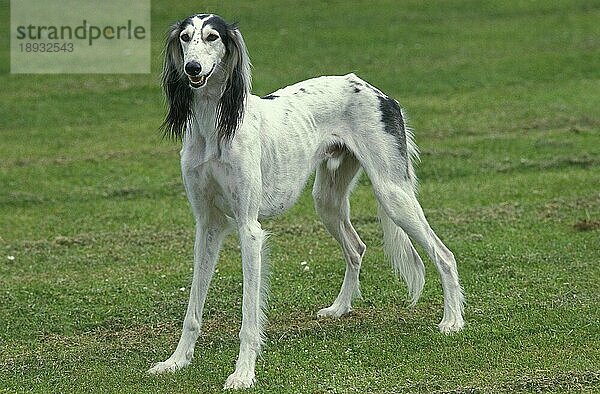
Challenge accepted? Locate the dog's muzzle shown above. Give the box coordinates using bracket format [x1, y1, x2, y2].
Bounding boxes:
[185, 62, 215, 89]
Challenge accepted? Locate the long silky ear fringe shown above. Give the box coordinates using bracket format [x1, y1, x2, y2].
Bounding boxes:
[216, 24, 252, 143]
[161, 21, 193, 140]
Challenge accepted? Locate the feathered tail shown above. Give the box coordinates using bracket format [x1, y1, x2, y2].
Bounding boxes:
[378, 203, 425, 306]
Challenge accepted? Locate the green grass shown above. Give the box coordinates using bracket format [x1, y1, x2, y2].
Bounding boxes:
[1, 0, 599, 392]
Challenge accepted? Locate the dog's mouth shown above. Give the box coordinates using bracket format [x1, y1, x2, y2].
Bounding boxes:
[187, 65, 215, 89]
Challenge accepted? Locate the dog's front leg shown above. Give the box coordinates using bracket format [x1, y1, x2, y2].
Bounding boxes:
[224, 219, 267, 389]
[149, 213, 229, 374]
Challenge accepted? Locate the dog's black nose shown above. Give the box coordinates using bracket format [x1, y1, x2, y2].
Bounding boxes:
[185, 61, 202, 76]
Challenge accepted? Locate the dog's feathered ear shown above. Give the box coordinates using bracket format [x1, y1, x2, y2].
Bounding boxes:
[161, 21, 193, 140]
[216, 23, 252, 143]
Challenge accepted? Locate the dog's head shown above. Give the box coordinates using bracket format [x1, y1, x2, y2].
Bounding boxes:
[161, 14, 251, 142]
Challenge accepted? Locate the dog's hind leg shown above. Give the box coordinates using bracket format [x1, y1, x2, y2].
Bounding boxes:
[313, 150, 365, 318]
[369, 175, 465, 333]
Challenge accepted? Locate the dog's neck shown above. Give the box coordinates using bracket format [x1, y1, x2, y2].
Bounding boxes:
[182, 86, 223, 160]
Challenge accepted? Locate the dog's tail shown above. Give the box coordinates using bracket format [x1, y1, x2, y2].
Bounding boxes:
[378, 203, 425, 306]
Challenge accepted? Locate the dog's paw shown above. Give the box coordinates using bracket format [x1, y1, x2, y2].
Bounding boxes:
[224, 371, 256, 390]
[438, 316, 464, 334]
[317, 304, 352, 318]
[147, 358, 190, 374]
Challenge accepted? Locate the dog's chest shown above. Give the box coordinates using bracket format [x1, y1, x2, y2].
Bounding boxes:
[180, 158, 236, 218]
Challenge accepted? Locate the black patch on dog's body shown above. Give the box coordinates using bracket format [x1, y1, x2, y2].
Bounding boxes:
[261, 94, 279, 100]
[378, 95, 408, 166]
[347, 77, 365, 93]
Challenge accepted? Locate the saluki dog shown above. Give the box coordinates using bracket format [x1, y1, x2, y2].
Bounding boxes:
[148, 14, 465, 389]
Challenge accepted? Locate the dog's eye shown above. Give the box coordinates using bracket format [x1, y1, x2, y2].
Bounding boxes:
[180, 33, 191, 42]
[206, 33, 219, 42]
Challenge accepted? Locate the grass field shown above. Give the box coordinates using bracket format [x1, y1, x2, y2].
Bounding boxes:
[1, 0, 599, 392]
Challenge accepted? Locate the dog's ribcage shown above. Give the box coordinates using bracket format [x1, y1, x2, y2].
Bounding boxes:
[183, 73, 411, 219]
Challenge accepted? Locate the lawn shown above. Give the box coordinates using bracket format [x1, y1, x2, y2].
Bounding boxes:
[1, 0, 599, 392]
